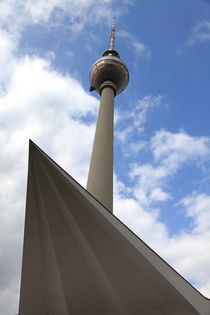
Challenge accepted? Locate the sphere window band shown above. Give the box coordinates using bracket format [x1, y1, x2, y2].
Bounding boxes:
[90, 57, 129, 95]
[92, 63, 128, 92]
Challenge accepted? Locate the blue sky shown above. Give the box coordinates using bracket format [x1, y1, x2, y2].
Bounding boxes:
[0, 0, 210, 313]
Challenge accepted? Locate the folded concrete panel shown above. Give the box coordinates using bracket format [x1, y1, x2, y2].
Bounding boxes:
[19, 140, 210, 314]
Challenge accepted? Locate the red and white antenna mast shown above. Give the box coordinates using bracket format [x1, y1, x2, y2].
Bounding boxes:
[109, 17, 115, 50]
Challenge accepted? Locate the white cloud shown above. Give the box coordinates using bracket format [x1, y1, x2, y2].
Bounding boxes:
[129, 141, 146, 154]
[0, 54, 98, 180]
[133, 95, 162, 131]
[114, 194, 168, 245]
[0, 0, 133, 38]
[118, 30, 151, 59]
[151, 129, 210, 162]
[132, 41, 151, 59]
[188, 20, 210, 46]
[66, 50, 75, 58]
[179, 192, 210, 233]
[129, 130, 210, 205]
[130, 163, 172, 205]
[0, 29, 17, 84]
[178, 19, 210, 53]
[116, 125, 133, 142]
[115, 95, 162, 144]
[149, 187, 170, 202]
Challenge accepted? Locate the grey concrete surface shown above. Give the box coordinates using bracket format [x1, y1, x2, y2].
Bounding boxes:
[19, 141, 210, 315]
[86, 82, 115, 212]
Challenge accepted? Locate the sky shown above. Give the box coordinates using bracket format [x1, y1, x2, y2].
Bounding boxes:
[0, 0, 210, 313]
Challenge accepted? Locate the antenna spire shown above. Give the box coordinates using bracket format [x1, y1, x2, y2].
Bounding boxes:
[110, 17, 115, 50]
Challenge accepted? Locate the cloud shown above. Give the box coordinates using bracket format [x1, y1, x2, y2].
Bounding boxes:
[0, 29, 17, 84]
[0, 54, 98, 180]
[66, 50, 75, 58]
[115, 95, 162, 144]
[188, 20, 210, 46]
[133, 95, 162, 131]
[151, 129, 210, 162]
[129, 141, 146, 154]
[115, 125, 133, 142]
[130, 163, 172, 205]
[118, 30, 151, 59]
[129, 129, 210, 205]
[177, 19, 210, 53]
[178, 192, 210, 233]
[0, 0, 133, 39]
[132, 41, 150, 58]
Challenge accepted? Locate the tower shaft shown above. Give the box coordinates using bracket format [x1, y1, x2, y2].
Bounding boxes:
[87, 18, 128, 212]
[86, 82, 116, 212]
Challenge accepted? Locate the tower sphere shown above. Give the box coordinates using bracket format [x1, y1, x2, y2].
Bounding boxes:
[89, 49, 129, 95]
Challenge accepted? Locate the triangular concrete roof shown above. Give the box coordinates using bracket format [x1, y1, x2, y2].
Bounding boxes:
[19, 140, 210, 314]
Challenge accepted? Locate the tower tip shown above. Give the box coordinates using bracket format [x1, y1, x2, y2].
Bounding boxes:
[109, 17, 116, 50]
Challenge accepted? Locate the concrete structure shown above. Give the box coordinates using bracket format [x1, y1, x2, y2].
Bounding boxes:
[19, 140, 210, 314]
[86, 18, 129, 212]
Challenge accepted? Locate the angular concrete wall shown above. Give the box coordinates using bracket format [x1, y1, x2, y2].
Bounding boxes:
[19, 141, 210, 315]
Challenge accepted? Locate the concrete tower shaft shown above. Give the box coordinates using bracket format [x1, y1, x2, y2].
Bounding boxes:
[86, 82, 115, 211]
[87, 19, 129, 212]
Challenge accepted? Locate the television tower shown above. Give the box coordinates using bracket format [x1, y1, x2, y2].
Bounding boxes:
[86, 18, 129, 212]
